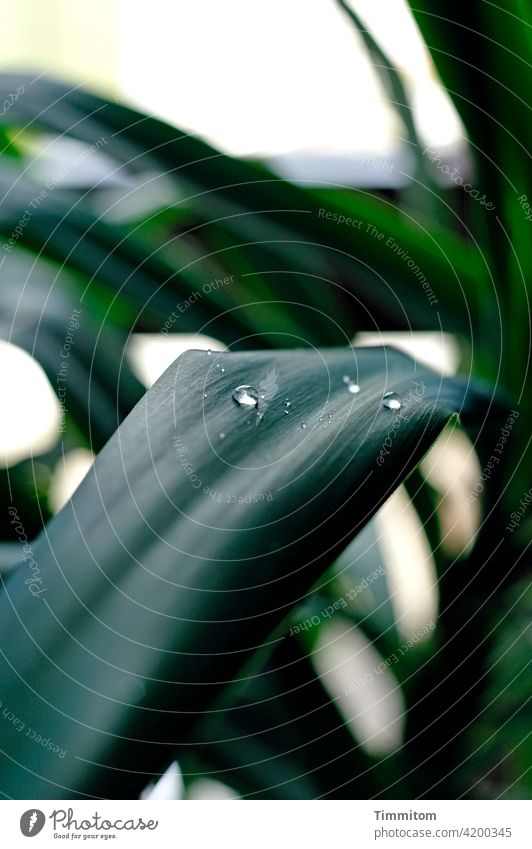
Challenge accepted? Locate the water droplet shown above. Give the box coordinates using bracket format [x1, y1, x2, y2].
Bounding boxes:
[346, 381, 360, 395]
[221, 368, 225, 373]
[342, 375, 351, 384]
[301, 422, 307, 429]
[219, 432, 225, 439]
[284, 401, 291, 407]
[328, 412, 333, 418]
[216, 363, 220, 368]
[207, 349, 212, 355]
[232, 385, 259, 408]
[382, 391, 403, 411]
[319, 417, 323, 423]
[204, 393, 208, 398]
[284, 409, 289, 415]
[323, 424, 328, 429]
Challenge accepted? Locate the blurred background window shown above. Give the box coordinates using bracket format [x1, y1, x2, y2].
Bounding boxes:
[2, 0, 465, 184]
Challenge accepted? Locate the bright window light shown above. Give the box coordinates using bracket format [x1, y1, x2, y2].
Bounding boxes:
[117, 0, 463, 160]
[127, 333, 227, 388]
[313, 618, 406, 755]
[48, 448, 95, 513]
[0, 340, 60, 467]
[187, 778, 239, 800]
[420, 425, 482, 557]
[140, 761, 184, 800]
[355, 331, 460, 376]
[376, 485, 439, 637]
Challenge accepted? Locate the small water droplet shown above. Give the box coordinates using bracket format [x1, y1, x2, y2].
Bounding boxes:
[328, 412, 333, 418]
[284, 401, 291, 407]
[319, 417, 323, 423]
[346, 381, 360, 395]
[207, 349, 212, 355]
[284, 409, 289, 415]
[216, 363, 220, 368]
[301, 422, 307, 429]
[382, 391, 403, 411]
[342, 375, 351, 384]
[232, 385, 259, 408]
[221, 368, 225, 373]
[219, 432, 225, 439]
[323, 424, 328, 429]
[204, 393, 208, 398]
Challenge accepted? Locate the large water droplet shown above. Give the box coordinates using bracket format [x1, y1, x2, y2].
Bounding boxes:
[232, 385, 259, 408]
[346, 381, 360, 395]
[382, 391, 403, 411]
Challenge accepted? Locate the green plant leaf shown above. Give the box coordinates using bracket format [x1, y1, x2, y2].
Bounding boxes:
[334, 0, 448, 225]
[0, 344, 494, 799]
[0, 74, 488, 337]
[0, 249, 144, 449]
[185, 636, 388, 799]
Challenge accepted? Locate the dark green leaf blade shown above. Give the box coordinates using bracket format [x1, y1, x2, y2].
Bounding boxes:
[0, 345, 490, 798]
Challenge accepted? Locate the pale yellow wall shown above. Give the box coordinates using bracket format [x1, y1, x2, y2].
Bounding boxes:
[0, 0, 120, 95]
